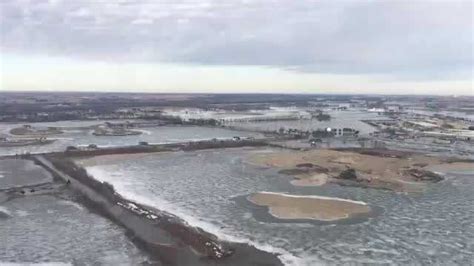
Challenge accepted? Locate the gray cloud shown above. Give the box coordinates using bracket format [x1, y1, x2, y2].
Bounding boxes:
[1, 0, 472, 78]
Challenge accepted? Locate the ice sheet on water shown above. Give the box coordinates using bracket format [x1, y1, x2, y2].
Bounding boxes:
[85, 165, 305, 265]
[83, 148, 474, 265]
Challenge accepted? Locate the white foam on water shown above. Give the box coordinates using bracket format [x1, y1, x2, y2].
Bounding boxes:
[136, 129, 152, 135]
[0, 206, 12, 216]
[257, 191, 368, 205]
[49, 137, 74, 140]
[15, 210, 29, 217]
[85, 166, 305, 266]
[58, 200, 85, 211]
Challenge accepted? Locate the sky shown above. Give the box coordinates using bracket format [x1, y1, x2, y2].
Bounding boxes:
[0, 0, 473, 95]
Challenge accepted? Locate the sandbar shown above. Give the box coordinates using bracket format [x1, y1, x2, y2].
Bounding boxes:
[248, 149, 470, 191]
[248, 192, 371, 221]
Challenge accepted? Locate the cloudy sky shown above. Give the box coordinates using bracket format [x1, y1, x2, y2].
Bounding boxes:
[0, 0, 472, 95]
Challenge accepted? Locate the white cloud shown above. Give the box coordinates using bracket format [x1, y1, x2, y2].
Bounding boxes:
[131, 17, 153, 25]
[0, 0, 472, 81]
[69, 7, 91, 17]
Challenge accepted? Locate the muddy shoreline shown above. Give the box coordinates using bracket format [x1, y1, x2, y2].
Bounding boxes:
[248, 147, 473, 192]
[7, 142, 471, 265]
[32, 155, 283, 266]
[248, 192, 371, 221]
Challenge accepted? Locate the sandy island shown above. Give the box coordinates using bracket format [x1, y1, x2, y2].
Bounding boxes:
[248, 192, 371, 221]
[10, 125, 63, 136]
[248, 149, 473, 191]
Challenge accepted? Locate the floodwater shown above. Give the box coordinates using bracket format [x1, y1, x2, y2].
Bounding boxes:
[0, 159, 53, 189]
[226, 110, 386, 135]
[381, 137, 474, 160]
[0, 195, 151, 265]
[85, 148, 474, 265]
[0, 120, 261, 156]
[406, 109, 474, 121]
[0, 158, 151, 264]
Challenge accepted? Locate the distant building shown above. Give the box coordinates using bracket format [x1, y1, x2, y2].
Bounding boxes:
[368, 108, 385, 113]
[338, 103, 351, 109]
[328, 127, 359, 137]
[385, 105, 402, 113]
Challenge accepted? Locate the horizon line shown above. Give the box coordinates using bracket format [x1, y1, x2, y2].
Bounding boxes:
[0, 90, 472, 97]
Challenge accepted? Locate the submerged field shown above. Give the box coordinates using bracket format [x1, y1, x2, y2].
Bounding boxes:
[0, 195, 151, 264]
[0, 158, 151, 264]
[227, 110, 384, 135]
[0, 121, 261, 156]
[78, 147, 474, 265]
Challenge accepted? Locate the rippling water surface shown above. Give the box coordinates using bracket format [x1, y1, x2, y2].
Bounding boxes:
[0, 195, 150, 264]
[0, 156, 152, 264]
[86, 148, 474, 265]
[227, 110, 385, 136]
[0, 121, 260, 156]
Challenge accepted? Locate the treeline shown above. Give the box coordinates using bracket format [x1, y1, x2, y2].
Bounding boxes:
[311, 112, 331, 121]
[276, 127, 333, 139]
[63, 139, 268, 158]
[140, 114, 221, 126]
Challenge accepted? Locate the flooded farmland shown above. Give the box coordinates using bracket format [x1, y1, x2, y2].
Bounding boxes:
[0, 158, 152, 264]
[0, 121, 261, 156]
